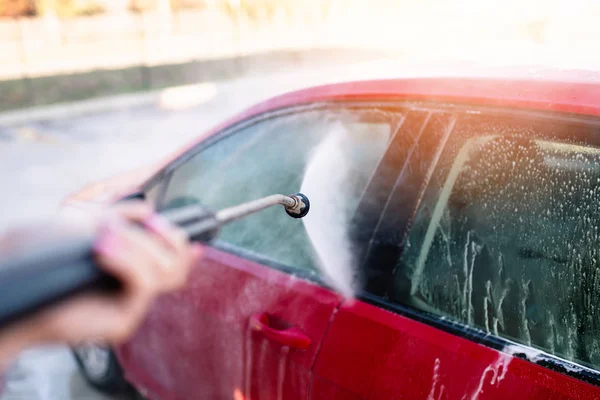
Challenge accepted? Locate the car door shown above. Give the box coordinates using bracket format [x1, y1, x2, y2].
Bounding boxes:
[313, 105, 600, 399]
[115, 104, 404, 400]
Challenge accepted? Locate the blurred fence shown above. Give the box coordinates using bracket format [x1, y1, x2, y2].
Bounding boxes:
[2, 0, 600, 110]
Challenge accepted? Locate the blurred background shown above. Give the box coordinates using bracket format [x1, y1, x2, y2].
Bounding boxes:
[1, 0, 600, 399]
[2, 0, 600, 111]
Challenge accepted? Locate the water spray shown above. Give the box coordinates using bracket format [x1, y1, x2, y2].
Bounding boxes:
[0, 193, 310, 327]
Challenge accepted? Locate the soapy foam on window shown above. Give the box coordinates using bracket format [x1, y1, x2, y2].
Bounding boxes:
[408, 134, 600, 373]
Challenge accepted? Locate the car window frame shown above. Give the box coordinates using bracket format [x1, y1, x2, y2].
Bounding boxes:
[139, 101, 408, 285]
[357, 103, 600, 387]
[139, 102, 400, 205]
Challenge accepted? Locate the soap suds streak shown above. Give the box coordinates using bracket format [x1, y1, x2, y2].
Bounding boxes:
[427, 358, 445, 400]
[466, 352, 512, 400]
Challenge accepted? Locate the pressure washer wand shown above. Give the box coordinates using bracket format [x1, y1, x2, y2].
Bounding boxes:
[0, 193, 310, 327]
[163, 193, 310, 242]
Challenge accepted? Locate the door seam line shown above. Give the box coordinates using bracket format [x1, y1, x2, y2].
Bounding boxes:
[307, 298, 344, 400]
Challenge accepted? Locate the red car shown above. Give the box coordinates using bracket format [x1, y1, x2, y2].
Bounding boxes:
[70, 76, 600, 399]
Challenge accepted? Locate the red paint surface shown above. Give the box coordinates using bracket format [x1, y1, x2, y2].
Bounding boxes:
[66, 76, 600, 399]
[116, 246, 341, 400]
[314, 300, 600, 399]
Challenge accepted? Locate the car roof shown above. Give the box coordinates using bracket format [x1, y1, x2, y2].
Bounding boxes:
[247, 75, 600, 120]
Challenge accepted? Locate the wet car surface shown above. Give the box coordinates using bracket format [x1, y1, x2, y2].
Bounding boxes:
[66, 76, 600, 399]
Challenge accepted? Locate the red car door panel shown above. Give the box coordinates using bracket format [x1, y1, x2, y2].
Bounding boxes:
[314, 299, 600, 399]
[117, 246, 342, 400]
[312, 300, 401, 398]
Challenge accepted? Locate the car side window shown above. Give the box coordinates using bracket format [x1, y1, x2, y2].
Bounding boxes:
[161, 108, 395, 278]
[393, 132, 600, 371]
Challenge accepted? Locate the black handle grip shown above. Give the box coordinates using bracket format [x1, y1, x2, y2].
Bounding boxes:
[0, 234, 120, 327]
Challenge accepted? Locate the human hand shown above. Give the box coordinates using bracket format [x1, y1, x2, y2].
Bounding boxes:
[0, 202, 195, 366]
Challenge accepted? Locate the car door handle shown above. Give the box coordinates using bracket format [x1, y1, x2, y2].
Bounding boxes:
[250, 313, 311, 350]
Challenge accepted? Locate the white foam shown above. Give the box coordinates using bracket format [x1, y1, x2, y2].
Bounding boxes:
[468, 352, 512, 400]
[503, 344, 586, 374]
[427, 358, 445, 400]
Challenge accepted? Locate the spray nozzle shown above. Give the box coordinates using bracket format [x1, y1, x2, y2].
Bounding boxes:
[214, 192, 310, 223]
[283, 193, 310, 219]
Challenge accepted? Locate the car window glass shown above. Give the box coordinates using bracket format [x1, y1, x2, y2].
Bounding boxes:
[162, 109, 394, 281]
[394, 134, 600, 370]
